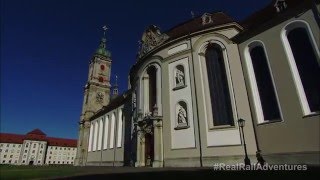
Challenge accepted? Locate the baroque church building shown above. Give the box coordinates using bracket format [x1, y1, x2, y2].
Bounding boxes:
[75, 0, 320, 167]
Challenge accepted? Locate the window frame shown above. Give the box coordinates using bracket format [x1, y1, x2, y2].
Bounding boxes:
[281, 20, 320, 116]
[199, 40, 238, 129]
[244, 40, 283, 124]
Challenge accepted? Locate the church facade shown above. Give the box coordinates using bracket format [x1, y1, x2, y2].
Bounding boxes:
[75, 0, 320, 167]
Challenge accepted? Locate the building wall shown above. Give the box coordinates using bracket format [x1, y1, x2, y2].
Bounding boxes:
[0, 143, 22, 164]
[45, 146, 77, 165]
[20, 140, 47, 165]
[191, 28, 257, 166]
[237, 8, 320, 164]
[132, 24, 257, 167]
[0, 141, 77, 165]
[81, 4, 320, 167]
[86, 105, 125, 166]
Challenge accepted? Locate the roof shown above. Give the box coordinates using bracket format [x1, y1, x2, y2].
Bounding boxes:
[47, 137, 77, 147]
[0, 133, 24, 144]
[26, 128, 46, 135]
[131, 12, 240, 81]
[0, 129, 77, 147]
[233, 0, 319, 42]
[164, 12, 237, 40]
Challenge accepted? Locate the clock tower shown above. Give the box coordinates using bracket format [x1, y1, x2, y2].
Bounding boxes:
[75, 29, 112, 166]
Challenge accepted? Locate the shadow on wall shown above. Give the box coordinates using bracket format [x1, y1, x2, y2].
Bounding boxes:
[123, 94, 135, 166]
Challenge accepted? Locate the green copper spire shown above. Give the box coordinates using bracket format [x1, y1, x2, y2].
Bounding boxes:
[95, 26, 111, 58]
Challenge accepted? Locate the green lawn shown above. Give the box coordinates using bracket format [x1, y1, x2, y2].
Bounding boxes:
[0, 165, 84, 179]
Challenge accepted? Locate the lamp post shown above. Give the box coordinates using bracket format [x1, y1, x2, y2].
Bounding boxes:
[238, 118, 251, 166]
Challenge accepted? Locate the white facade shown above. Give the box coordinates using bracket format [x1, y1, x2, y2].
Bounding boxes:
[0, 143, 21, 165]
[20, 140, 47, 165]
[0, 130, 77, 166]
[45, 146, 77, 165]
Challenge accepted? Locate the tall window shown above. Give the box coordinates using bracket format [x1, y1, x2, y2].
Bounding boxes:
[205, 43, 234, 126]
[248, 44, 281, 121]
[147, 66, 157, 113]
[287, 27, 320, 113]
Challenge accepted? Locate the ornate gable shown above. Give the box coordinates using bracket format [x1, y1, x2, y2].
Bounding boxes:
[202, 13, 213, 25]
[138, 25, 169, 58]
[274, 0, 287, 12]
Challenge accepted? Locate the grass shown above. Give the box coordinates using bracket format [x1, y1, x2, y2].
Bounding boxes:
[0, 165, 84, 179]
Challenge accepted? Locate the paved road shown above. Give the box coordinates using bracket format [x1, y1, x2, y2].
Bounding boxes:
[54, 166, 319, 179]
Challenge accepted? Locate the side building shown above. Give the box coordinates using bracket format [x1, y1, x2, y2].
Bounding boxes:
[0, 129, 77, 165]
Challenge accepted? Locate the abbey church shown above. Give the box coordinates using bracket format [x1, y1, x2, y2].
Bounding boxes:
[75, 0, 320, 167]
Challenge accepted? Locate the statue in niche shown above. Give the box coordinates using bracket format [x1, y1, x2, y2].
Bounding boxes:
[177, 105, 187, 124]
[175, 68, 185, 87]
[175, 101, 189, 130]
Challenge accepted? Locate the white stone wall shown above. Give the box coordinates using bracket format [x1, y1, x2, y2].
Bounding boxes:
[0, 141, 77, 165]
[0, 143, 22, 164]
[45, 146, 77, 165]
[20, 140, 47, 165]
[168, 57, 196, 149]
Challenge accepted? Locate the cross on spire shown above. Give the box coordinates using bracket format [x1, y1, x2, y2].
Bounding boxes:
[115, 75, 118, 86]
[102, 25, 108, 38]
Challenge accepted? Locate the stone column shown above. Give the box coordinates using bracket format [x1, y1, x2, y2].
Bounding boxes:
[152, 117, 163, 167]
[135, 130, 146, 167]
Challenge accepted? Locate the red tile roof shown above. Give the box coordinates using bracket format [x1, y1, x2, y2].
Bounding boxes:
[232, 0, 316, 42]
[47, 137, 77, 147]
[25, 128, 47, 141]
[165, 12, 236, 40]
[0, 129, 77, 147]
[0, 133, 24, 144]
[27, 128, 46, 135]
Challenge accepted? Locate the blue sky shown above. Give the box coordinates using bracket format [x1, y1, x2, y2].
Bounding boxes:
[1, 0, 271, 139]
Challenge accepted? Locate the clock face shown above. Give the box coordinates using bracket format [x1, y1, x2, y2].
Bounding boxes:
[96, 92, 104, 103]
[100, 64, 105, 71]
[98, 76, 104, 82]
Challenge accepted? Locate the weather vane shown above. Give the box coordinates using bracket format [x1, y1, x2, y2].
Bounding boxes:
[102, 25, 108, 38]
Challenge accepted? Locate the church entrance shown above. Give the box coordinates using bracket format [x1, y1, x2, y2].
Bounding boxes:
[144, 132, 154, 166]
[29, 161, 34, 165]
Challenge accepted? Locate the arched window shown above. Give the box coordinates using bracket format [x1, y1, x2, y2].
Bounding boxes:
[88, 122, 94, 152]
[97, 118, 103, 151]
[282, 21, 320, 114]
[93, 121, 98, 151]
[247, 43, 281, 122]
[205, 43, 234, 126]
[117, 109, 123, 147]
[287, 28, 320, 113]
[109, 113, 116, 149]
[147, 66, 157, 113]
[103, 115, 109, 150]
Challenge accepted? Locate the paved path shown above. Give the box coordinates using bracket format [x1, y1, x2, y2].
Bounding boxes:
[53, 166, 319, 179]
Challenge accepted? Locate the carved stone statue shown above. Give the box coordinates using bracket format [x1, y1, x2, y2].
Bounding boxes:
[175, 69, 185, 87]
[177, 106, 187, 124]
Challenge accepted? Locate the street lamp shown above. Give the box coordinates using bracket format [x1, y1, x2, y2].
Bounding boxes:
[238, 118, 251, 166]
